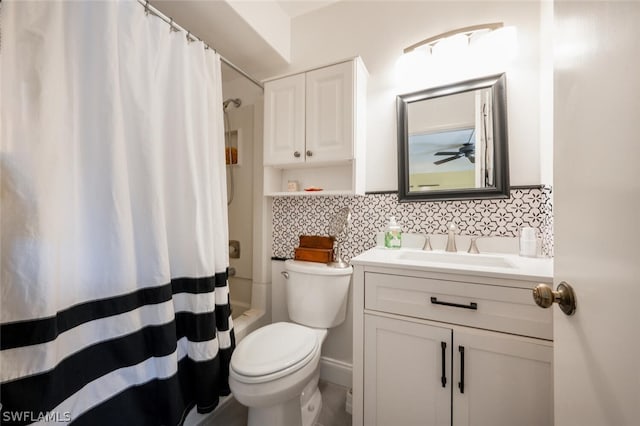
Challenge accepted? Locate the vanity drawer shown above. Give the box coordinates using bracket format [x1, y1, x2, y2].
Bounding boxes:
[364, 272, 552, 340]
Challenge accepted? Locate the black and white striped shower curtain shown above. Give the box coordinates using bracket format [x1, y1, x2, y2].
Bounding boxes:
[0, 2, 234, 424]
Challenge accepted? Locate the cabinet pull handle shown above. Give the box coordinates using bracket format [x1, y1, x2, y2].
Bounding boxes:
[430, 297, 477, 310]
[458, 346, 465, 394]
[440, 341, 447, 388]
[306, 150, 313, 157]
[293, 151, 301, 158]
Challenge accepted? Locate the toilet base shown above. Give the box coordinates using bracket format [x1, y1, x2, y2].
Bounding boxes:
[301, 386, 322, 426]
[245, 378, 322, 426]
[245, 387, 322, 426]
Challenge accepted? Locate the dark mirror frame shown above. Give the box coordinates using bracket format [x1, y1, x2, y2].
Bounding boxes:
[397, 73, 509, 202]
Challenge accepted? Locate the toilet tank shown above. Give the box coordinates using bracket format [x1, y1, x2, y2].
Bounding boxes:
[284, 260, 352, 328]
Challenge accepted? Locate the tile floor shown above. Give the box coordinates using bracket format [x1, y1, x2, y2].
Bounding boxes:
[205, 381, 351, 426]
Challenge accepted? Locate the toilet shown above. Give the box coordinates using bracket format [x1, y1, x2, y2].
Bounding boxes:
[229, 259, 352, 426]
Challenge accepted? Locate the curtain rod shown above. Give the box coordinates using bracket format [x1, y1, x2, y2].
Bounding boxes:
[137, 0, 264, 90]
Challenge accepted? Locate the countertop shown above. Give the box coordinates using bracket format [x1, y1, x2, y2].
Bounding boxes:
[350, 247, 553, 282]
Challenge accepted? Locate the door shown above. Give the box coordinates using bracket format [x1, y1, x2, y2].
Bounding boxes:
[364, 314, 451, 426]
[553, 2, 640, 425]
[305, 61, 354, 163]
[263, 73, 305, 165]
[452, 327, 553, 426]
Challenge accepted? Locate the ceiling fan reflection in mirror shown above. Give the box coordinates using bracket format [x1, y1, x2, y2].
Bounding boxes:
[433, 130, 475, 165]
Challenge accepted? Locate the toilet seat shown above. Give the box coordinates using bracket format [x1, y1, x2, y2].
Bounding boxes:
[230, 322, 319, 384]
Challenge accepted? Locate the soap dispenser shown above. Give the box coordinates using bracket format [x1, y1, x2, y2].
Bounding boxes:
[384, 217, 402, 249]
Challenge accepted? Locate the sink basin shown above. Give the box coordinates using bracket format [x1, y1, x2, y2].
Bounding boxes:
[397, 251, 515, 269]
[351, 247, 553, 281]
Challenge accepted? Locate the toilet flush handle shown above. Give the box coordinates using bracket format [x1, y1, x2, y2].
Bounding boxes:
[281, 271, 289, 279]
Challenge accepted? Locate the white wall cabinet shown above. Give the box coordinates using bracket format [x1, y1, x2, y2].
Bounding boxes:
[352, 262, 554, 426]
[263, 57, 367, 196]
[263, 73, 305, 166]
[304, 61, 354, 163]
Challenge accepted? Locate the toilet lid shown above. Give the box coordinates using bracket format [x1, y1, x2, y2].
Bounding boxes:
[231, 322, 318, 377]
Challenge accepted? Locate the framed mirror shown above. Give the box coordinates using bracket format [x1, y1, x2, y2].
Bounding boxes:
[397, 73, 509, 202]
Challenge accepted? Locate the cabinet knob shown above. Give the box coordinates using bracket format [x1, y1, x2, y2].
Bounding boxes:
[306, 150, 313, 157]
[293, 151, 301, 158]
[533, 282, 576, 315]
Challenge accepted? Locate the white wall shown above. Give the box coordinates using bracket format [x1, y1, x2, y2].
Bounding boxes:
[222, 66, 264, 107]
[268, 1, 548, 191]
[539, 0, 554, 186]
[226, 0, 291, 62]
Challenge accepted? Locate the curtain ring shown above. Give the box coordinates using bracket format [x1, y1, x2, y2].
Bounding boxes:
[144, 0, 150, 15]
[169, 18, 177, 33]
[186, 31, 192, 43]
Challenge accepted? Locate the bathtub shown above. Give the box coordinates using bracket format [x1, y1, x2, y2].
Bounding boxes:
[231, 307, 264, 342]
[231, 302, 249, 318]
[229, 277, 269, 342]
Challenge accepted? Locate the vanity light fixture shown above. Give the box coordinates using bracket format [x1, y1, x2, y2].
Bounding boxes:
[403, 22, 504, 54]
[396, 22, 516, 92]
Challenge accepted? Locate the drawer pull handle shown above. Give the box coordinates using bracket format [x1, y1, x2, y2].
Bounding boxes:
[458, 345, 465, 394]
[430, 297, 478, 310]
[440, 341, 447, 388]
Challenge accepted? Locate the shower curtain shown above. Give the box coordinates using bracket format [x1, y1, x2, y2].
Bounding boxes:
[0, 1, 234, 424]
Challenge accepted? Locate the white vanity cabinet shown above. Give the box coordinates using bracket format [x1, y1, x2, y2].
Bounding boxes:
[263, 57, 367, 196]
[451, 326, 553, 426]
[364, 314, 453, 426]
[352, 250, 554, 426]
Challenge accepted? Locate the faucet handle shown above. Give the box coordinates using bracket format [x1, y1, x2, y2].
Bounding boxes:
[468, 236, 480, 254]
[448, 222, 458, 233]
[422, 235, 433, 251]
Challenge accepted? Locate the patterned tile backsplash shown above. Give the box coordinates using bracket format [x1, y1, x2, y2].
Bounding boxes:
[272, 186, 553, 262]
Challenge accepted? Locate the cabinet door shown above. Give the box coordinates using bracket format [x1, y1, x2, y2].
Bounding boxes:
[452, 328, 553, 426]
[364, 314, 452, 426]
[264, 73, 305, 166]
[305, 61, 354, 163]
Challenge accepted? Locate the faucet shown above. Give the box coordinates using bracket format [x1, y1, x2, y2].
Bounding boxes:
[422, 234, 433, 251]
[445, 223, 458, 252]
[468, 236, 480, 254]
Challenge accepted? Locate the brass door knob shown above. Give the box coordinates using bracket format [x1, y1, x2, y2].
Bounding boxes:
[533, 282, 576, 316]
[293, 151, 301, 158]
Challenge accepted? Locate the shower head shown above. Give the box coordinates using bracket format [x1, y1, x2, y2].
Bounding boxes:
[223, 98, 242, 110]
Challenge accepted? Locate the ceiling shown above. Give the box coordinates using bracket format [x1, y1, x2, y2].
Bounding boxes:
[151, 0, 341, 83]
[277, 0, 340, 18]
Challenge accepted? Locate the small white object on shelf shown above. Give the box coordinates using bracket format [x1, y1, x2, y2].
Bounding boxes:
[519, 227, 538, 257]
